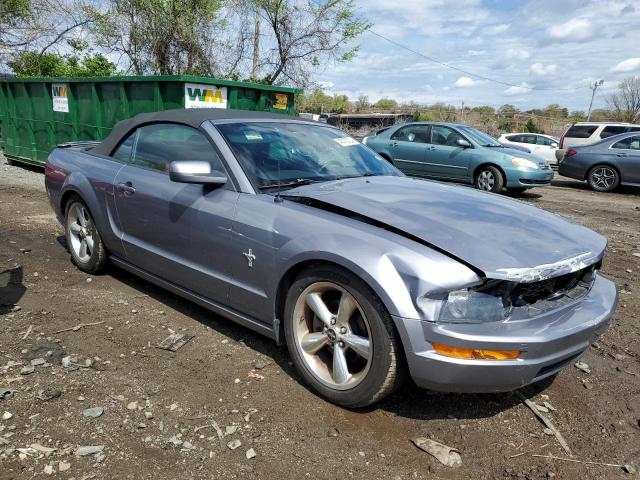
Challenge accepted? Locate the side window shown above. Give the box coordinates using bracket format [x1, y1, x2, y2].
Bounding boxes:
[112, 131, 136, 162]
[132, 123, 225, 173]
[431, 126, 465, 147]
[506, 134, 520, 142]
[565, 125, 598, 138]
[536, 136, 553, 146]
[612, 136, 640, 150]
[391, 125, 431, 143]
[600, 126, 627, 139]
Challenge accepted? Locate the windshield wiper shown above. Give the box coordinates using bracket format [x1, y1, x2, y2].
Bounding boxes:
[258, 178, 322, 190]
[334, 173, 379, 180]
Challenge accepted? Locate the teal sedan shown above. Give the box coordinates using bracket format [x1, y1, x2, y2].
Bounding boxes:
[363, 122, 554, 193]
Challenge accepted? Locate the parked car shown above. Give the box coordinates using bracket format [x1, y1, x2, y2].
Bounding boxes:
[497, 140, 530, 153]
[498, 133, 559, 167]
[363, 122, 554, 194]
[45, 109, 617, 407]
[556, 122, 640, 161]
[558, 131, 640, 191]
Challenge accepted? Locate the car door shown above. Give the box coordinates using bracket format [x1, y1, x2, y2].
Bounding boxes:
[425, 125, 473, 179]
[113, 122, 239, 305]
[531, 135, 556, 163]
[387, 125, 431, 176]
[611, 135, 640, 184]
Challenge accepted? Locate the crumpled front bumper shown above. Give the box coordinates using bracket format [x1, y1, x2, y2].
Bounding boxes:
[394, 272, 618, 393]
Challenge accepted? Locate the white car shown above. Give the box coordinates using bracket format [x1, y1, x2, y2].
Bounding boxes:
[498, 133, 559, 166]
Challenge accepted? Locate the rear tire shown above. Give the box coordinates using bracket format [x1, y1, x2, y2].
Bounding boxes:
[587, 165, 619, 192]
[64, 197, 108, 274]
[475, 166, 504, 193]
[284, 265, 405, 408]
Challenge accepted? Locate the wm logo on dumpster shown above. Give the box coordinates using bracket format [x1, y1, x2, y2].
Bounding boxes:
[52, 83, 69, 113]
[184, 83, 228, 109]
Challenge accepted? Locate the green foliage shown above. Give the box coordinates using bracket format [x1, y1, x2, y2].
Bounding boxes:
[416, 111, 433, 121]
[471, 106, 495, 115]
[331, 94, 351, 114]
[374, 98, 398, 111]
[498, 104, 518, 118]
[568, 110, 586, 122]
[0, 0, 29, 25]
[543, 103, 568, 118]
[9, 51, 117, 77]
[519, 118, 541, 133]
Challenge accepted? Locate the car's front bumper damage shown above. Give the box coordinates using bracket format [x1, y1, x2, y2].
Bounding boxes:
[395, 272, 618, 393]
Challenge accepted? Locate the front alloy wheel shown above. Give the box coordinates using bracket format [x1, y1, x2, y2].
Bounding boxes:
[292, 282, 372, 390]
[284, 266, 405, 408]
[475, 166, 504, 193]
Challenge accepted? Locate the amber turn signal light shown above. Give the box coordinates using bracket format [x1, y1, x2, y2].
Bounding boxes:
[432, 342, 520, 360]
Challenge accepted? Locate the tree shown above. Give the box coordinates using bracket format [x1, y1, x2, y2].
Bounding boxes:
[498, 104, 518, 118]
[607, 76, 640, 123]
[331, 94, 350, 114]
[354, 95, 369, 112]
[374, 98, 397, 111]
[92, 0, 230, 76]
[543, 104, 568, 118]
[0, 0, 30, 47]
[471, 106, 495, 115]
[519, 118, 541, 133]
[298, 88, 333, 114]
[568, 110, 586, 122]
[256, 0, 370, 85]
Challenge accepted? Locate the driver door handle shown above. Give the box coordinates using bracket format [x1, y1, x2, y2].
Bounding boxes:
[616, 153, 627, 157]
[390, 141, 398, 147]
[117, 182, 136, 195]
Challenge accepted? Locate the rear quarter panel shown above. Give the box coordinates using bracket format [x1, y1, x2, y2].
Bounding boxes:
[45, 149, 126, 256]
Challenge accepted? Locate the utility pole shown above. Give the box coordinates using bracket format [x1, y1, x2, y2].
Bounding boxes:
[251, 3, 260, 81]
[587, 80, 604, 121]
[460, 100, 465, 123]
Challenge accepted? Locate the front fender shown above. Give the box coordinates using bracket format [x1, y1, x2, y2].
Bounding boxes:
[272, 232, 480, 320]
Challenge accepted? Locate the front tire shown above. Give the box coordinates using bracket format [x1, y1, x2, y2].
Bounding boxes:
[284, 265, 405, 408]
[507, 187, 528, 195]
[65, 198, 108, 274]
[475, 166, 504, 193]
[587, 165, 619, 192]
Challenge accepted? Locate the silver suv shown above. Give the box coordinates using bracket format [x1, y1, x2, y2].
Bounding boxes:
[557, 122, 640, 160]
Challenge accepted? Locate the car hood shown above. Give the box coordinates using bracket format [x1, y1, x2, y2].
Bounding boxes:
[283, 176, 606, 282]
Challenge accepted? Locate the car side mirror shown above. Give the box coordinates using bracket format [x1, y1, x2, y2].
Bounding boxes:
[456, 138, 472, 148]
[169, 161, 227, 186]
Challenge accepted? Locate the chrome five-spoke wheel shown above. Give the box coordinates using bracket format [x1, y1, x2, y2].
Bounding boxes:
[477, 170, 495, 191]
[292, 282, 372, 390]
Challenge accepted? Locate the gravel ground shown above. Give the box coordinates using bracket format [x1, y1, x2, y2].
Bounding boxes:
[1, 153, 639, 480]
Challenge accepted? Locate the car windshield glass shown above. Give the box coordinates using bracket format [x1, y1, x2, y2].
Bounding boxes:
[458, 126, 501, 146]
[217, 122, 401, 189]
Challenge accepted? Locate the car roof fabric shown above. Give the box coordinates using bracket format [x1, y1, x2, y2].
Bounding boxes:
[91, 108, 293, 156]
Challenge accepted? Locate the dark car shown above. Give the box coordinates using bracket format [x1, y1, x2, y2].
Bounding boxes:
[44, 109, 617, 407]
[558, 131, 640, 191]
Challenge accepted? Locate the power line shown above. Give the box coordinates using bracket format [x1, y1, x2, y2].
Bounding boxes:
[368, 30, 584, 93]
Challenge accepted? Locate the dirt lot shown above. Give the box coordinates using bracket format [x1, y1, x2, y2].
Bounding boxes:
[1, 155, 639, 480]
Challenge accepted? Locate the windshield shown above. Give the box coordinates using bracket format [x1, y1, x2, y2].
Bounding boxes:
[217, 122, 401, 190]
[458, 126, 502, 146]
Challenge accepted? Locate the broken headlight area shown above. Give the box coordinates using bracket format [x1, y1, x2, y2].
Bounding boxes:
[436, 263, 599, 324]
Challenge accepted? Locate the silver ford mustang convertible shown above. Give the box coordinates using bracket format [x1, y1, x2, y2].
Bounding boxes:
[45, 109, 618, 408]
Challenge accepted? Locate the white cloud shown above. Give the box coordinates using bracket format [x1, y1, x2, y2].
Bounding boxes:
[454, 76, 477, 87]
[504, 83, 532, 96]
[547, 18, 593, 41]
[319, 81, 335, 89]
[506, 48, 531, 61]
[468, 50, 485, 56]
[611, 57, 640, 73]
[530, 63, 558, 77]
[486, 23, 510, 34]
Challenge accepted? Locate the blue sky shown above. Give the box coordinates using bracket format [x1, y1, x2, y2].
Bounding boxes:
[315, 0, 640, 111]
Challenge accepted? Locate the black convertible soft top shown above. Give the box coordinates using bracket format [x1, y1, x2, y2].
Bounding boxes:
[91, 108, 293, 156]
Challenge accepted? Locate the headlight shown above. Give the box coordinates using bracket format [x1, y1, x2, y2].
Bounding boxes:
[511, 157, 538, 169]
[439, 287, 512, 323]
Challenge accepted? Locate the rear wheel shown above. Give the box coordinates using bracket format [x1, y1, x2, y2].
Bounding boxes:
[284, 265, 405, 408]
[587, 165, 619, 192]
[475, 165, 504, 193]
[65, 198, 108, 273]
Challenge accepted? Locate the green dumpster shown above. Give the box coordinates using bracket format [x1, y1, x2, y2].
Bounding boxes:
[0, 75, 301, 166]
